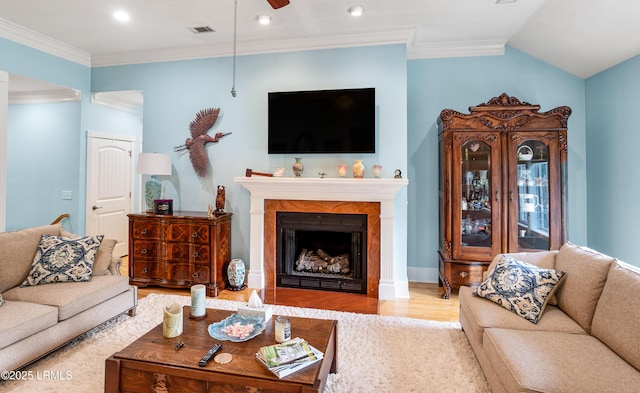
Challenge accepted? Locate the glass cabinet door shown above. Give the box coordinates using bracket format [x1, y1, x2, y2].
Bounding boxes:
[511, 137, 557, 251]
[452, 134, 501, 260]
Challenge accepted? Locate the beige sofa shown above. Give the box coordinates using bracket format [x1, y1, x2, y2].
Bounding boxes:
[459, 242, 640, 393]
[0, 223, 137, 372]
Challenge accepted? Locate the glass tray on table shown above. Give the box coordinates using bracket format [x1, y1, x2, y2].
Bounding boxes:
[208, 313, 266, 342]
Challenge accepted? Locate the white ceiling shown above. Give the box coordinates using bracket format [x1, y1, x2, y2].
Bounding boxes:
[1, 0, 640, 90]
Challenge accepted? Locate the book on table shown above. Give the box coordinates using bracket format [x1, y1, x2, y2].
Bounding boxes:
[256, 337, 324, 378]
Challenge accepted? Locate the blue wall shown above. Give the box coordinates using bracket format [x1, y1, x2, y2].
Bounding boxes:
[92, 45, 409, 268]
[0, 37, 90, 233]
[6, 102, 81, 231]
[585, 55, 640, 266]
[407, 46, 588, 280]
[7, 35, 634, 275]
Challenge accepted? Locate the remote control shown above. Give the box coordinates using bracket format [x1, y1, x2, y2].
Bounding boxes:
[198, 344, 222, 367]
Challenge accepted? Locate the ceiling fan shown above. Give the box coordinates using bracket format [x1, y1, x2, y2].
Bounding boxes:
[267, 0, 290, 9]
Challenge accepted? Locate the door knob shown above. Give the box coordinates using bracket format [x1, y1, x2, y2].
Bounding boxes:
[92, 205, 102, 210]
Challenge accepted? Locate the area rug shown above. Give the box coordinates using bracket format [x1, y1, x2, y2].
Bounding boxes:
[1, 293, 490, 393]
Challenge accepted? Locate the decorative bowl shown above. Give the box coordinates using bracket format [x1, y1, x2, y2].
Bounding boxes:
[208, 313, 265, 342]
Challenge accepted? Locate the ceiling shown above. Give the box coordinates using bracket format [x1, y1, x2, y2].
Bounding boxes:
[1, 0, 640, 92]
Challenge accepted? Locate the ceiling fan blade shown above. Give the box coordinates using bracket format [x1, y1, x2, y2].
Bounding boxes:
[267, 0, 290, 9]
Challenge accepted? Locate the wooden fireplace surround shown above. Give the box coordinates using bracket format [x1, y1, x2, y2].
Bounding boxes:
[264, 199, 381, 298]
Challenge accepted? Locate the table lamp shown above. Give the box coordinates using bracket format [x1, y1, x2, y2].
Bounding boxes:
[136, 153, 172, 211]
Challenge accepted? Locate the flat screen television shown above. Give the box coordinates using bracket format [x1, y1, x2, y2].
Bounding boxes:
[268, 87, 375, 154]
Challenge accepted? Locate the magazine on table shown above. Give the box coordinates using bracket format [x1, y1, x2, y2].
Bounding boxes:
[256, 337, 324, 378]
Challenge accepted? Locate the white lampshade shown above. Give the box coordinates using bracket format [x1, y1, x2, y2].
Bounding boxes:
[137, 153, 172, 175]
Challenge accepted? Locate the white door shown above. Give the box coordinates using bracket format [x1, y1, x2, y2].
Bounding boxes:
[86, 133, 134, 257]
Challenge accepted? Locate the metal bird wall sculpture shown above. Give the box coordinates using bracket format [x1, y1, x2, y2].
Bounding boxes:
[174, 108, 231, 177]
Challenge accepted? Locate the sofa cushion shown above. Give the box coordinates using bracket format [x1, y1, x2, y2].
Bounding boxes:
[484, 251, 562, 305]
[0, 224, 62, 293]
[4, 275, 130, 321]
[61, 230, 116, 276]
[20, 234, 103, 287]
[591, 261, 640, 371]
[483, 328, 640, 393]
[474, 255, 565, 323]
[460, 286, 586, 337]
[0, 300, 58, 350]
[554, 242, 615, 333]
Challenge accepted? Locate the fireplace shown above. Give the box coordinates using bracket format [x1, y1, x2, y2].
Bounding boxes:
[276, 212, 367, 294]
[233, 176, 410, 300]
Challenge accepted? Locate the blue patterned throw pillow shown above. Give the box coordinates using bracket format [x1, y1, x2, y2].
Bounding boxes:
[20, 234, 104, 287]
[473, 255, 566, 323]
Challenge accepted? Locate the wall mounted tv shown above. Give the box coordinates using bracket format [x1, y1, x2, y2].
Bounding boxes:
[268, 87, 375, 154]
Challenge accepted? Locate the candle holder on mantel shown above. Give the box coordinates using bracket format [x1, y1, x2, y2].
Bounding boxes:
[337, 164, 348, 177]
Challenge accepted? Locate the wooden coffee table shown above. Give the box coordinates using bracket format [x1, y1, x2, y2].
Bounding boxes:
[105, 306, 338, 393]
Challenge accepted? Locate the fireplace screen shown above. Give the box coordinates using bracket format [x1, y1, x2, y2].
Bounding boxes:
[276, 212, 367, 294]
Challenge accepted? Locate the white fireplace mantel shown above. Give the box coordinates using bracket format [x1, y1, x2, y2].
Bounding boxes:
[234, 176, 409, 300]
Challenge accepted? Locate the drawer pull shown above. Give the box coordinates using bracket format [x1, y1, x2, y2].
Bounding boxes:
[245, 387, 263, 393]
[192, 272, 199, 278]
[141, 248, 148, 254]
[141, 229, 148, 235]
[192, 232, 198, 238]
[459, 271, 468, 278]
[142, 267, 148, 273]
[193, 252, 199, 258]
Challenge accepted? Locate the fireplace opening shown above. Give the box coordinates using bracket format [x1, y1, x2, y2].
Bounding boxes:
[276, 212, 367, 294]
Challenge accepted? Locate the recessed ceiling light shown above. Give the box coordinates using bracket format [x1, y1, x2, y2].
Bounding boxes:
[257, 14, 272, 25]
[347, 5, 364, 17]
[113, 10, 130, 22]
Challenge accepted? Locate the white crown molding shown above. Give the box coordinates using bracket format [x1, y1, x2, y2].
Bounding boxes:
[407, 40, 506, 59]
[9, 89, 81, 104]
[91, 29, 416, 67]
[0, 17, 91, 67]
[1, 15, 505, 68]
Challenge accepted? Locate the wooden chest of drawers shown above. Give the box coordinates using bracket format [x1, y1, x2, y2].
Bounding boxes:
[127, 211, 232, 297]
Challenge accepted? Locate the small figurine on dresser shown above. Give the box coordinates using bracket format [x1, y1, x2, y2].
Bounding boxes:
[215, 185, 226, 215]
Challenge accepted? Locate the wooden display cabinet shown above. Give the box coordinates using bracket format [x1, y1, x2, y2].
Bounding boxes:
[437, 93, 571, 298]
[128, 211, 232, 297]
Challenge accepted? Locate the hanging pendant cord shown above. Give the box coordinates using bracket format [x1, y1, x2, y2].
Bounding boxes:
[231, 0, 238, 97]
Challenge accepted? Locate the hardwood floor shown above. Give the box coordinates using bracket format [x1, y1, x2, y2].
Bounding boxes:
[120, 258, 460, 323]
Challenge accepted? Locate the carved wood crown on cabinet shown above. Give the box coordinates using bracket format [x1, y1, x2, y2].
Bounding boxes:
[127, 212, 232, 297]
[437, 93, 571, 299]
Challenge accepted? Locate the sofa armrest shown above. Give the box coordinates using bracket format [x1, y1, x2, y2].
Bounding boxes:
[108, 256, 123, 276]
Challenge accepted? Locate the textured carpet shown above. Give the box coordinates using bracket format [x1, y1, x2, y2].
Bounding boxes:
[1, 293, 490, 393]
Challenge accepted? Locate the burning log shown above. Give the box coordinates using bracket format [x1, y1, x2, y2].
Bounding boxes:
[295, 248, 351, 274]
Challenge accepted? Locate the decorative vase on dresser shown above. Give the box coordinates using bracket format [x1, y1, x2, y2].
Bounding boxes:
[127, 211, 232, 297]
[437, 93, 571, 299]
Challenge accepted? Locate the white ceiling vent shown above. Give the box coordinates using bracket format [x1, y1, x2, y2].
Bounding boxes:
[189, 26, 215, 34]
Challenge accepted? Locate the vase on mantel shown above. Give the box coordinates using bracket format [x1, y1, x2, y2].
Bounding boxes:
[293, 157, 304, 178]
[353, 159, 365, 178]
